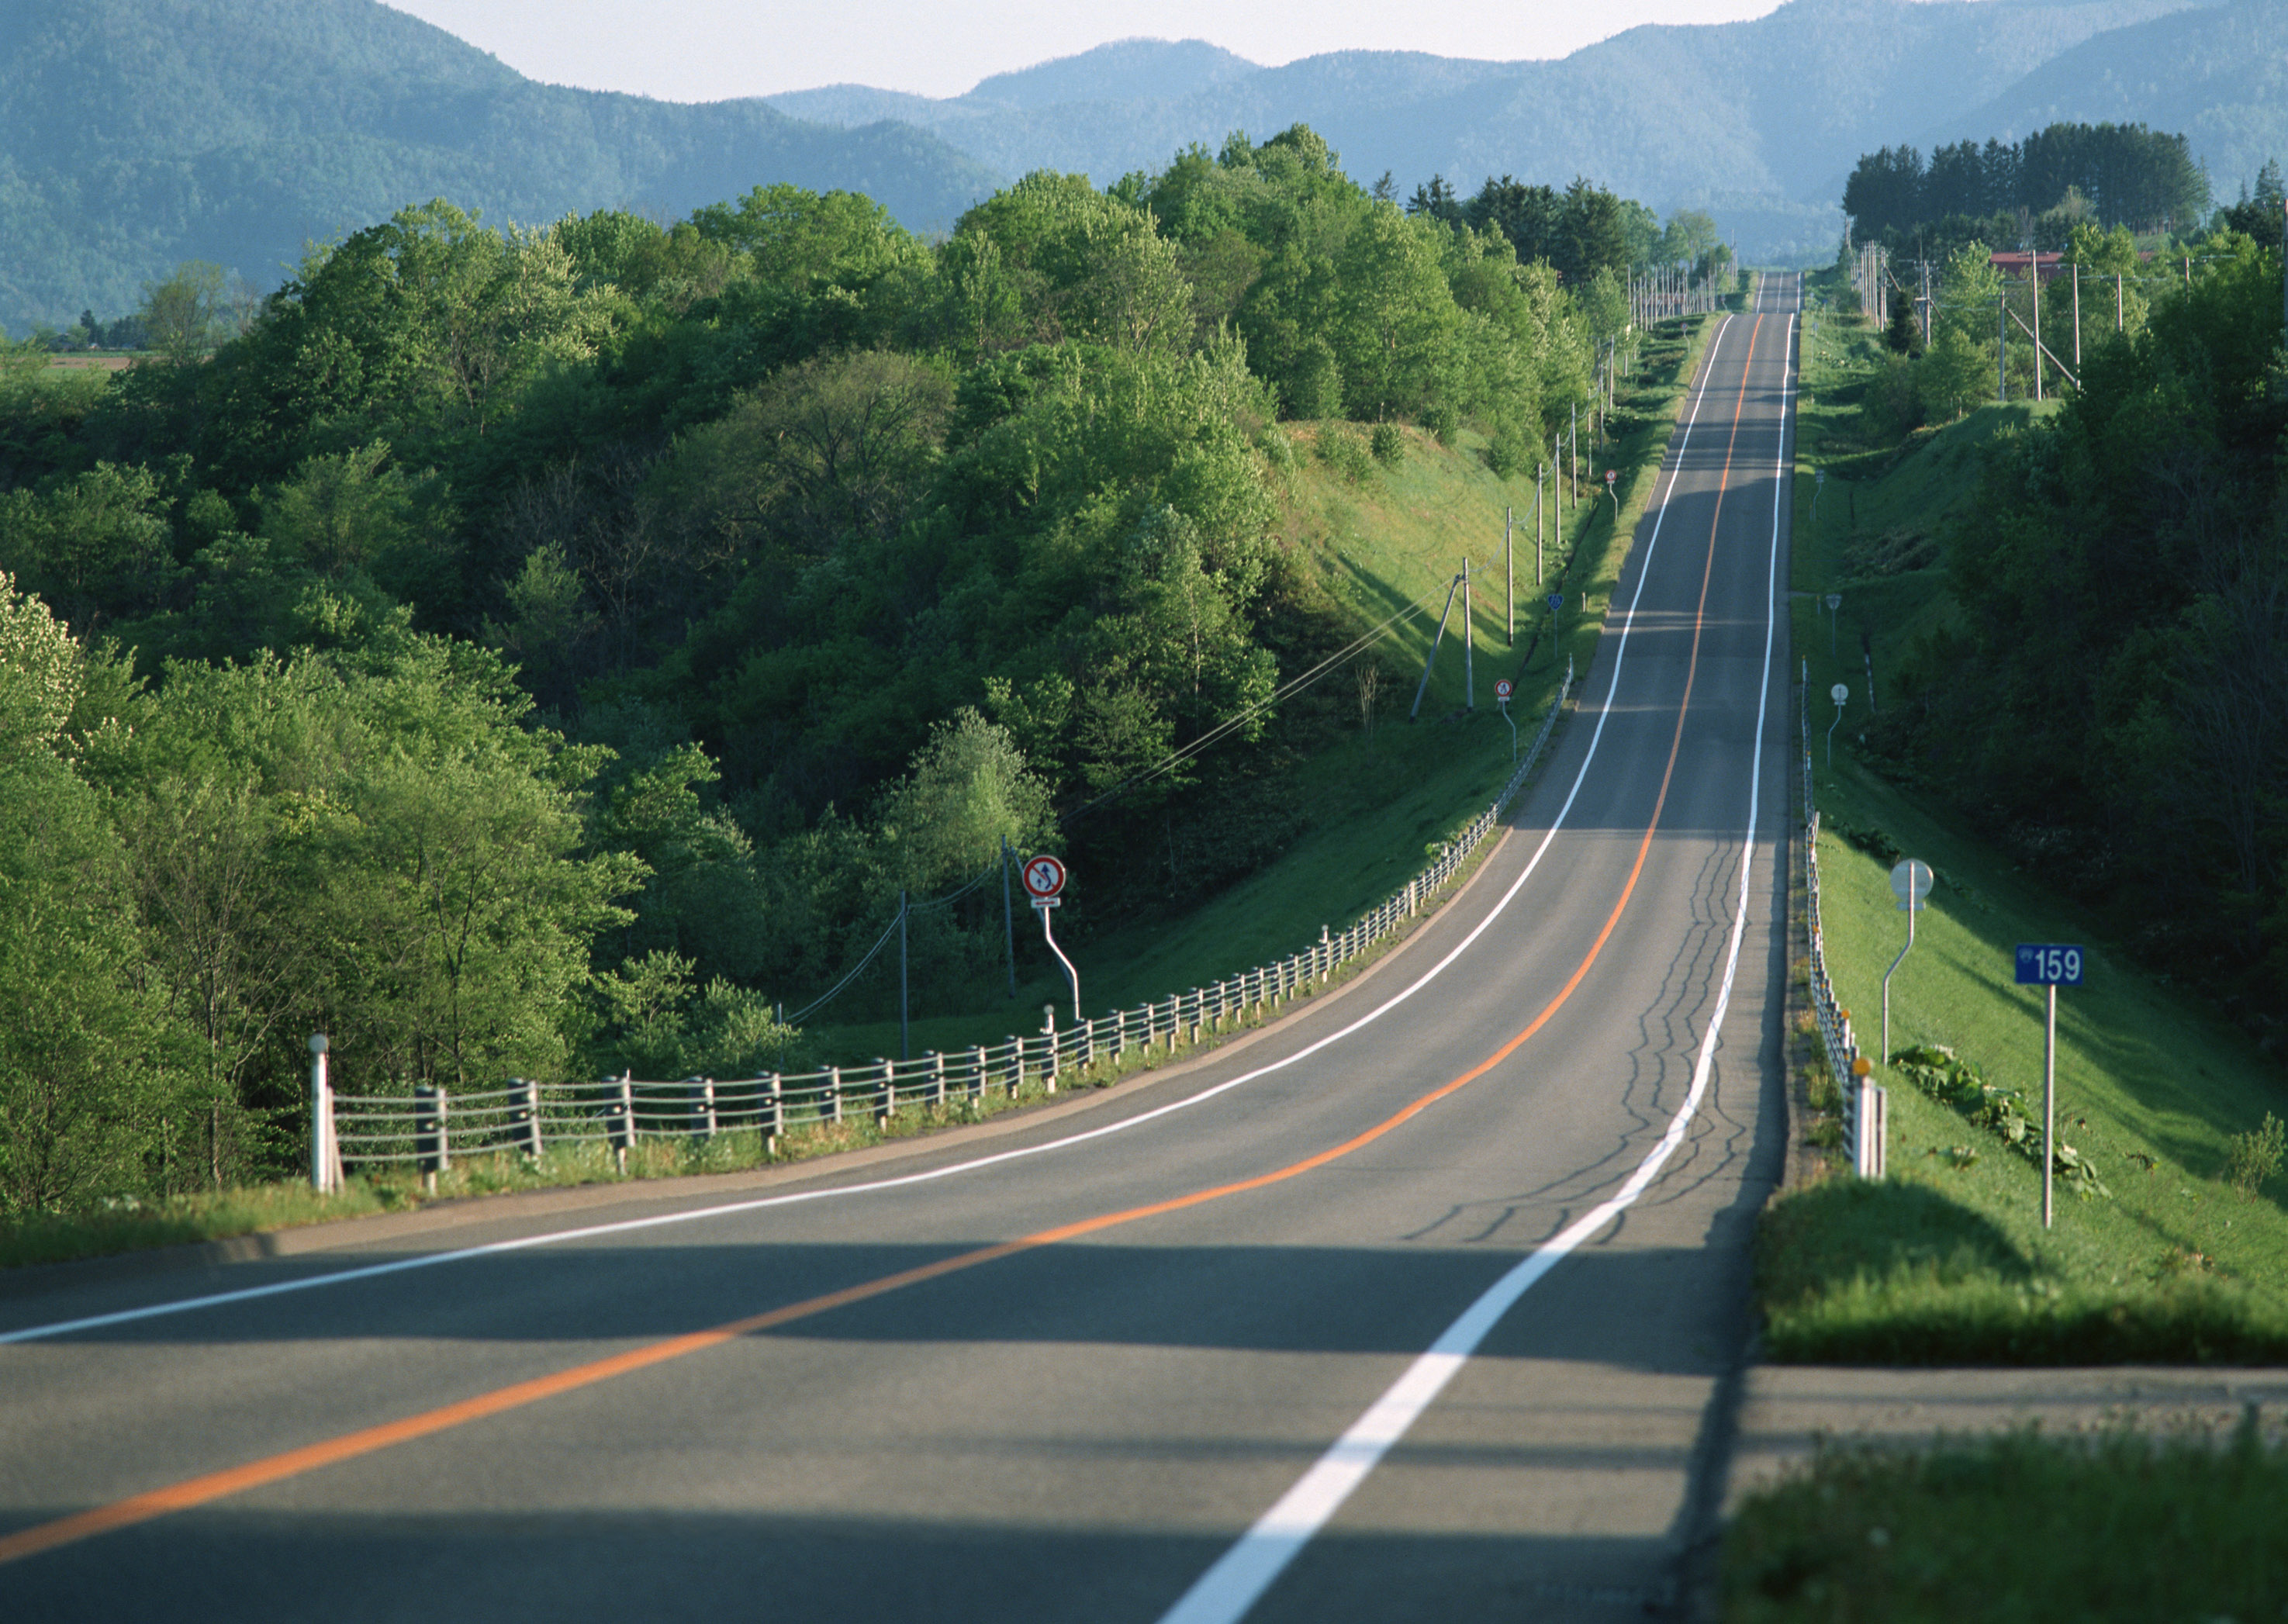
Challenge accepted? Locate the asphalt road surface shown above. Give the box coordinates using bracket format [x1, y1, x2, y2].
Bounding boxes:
[1, 275, 1801, 1622]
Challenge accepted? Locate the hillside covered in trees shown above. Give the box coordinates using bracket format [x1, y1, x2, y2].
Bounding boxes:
[0, 0, 997, 335]
[1824, 217, 2288, 1055]
[1842, 120, 2214, 245]
[0, 130, 1703, 1215]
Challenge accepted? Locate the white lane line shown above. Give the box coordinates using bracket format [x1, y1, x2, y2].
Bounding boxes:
[1156, 301, 1797, 1624]
[0, 322, 1747, 1351]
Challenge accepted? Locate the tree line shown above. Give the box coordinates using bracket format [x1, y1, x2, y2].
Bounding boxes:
[1843, 122, 2212, 247]
[0, 127, 1711, 1214]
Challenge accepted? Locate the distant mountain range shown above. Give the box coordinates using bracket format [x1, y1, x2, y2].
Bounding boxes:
[0, 0, 996, 333]
[3, 0, 2281, 338]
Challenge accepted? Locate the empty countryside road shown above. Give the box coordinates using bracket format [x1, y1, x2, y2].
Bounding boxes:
[1, 274, 1801, 1622]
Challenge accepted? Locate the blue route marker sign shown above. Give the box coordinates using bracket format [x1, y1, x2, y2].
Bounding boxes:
[2014, 944, 2084, 986]
[1547, 593, 1563, 614]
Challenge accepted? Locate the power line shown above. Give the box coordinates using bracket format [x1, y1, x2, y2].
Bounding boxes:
[1056, 590, 1440, 828]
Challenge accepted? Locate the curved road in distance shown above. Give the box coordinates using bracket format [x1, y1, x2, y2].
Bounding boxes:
[0, 273, 1801, 1623]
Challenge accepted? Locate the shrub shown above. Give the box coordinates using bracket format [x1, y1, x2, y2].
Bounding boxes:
[1316, 425, 1374, 484]
[2227, 1112, 2286, 1201]
[1369, 422, 1406, 467]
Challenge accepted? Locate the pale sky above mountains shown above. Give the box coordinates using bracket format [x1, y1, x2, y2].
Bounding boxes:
[380, 0, 1789, 101]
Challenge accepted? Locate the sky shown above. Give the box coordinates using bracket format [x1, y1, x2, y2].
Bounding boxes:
[379, 0, 1789, 102]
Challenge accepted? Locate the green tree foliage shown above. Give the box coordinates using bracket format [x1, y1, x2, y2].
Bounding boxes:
[1845, 123, 2212, 243]
[2216, 158, 2286, 241]
[0, 136, 1663, 1201]
[1874, 240, 2288, 1019]
[137, 262, 229, 364]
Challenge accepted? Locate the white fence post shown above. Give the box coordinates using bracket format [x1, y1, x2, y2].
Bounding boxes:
[308, 1035, 334, 1194]
[416, 1082, 446, 1194]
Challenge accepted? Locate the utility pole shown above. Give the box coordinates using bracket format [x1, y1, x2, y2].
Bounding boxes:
[1463, 558, 1474, 710]
[2072, 261, 2081, 373]
[2032, 256, 2043, 402]
[1536, 463, 1544, 585]
[1001, 836, 1016, 998]
[1504, 506, 1514, 645]
[898, 889, 910, 1062]
[1998, 290, 2008, 403]
[2116, 270, 2124, 333]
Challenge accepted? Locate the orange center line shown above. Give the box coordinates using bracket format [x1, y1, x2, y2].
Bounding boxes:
[0, 316, 1774, 1570]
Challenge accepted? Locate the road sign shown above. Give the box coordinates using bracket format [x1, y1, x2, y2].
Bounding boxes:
[1021, 854, 1066, 901]
[1494, 679, 1512, 701]
[1824, 593, 1841, 611]
[1547, 593, 1563, 613]
[1830, 682, 1847, 705]
[1816, 469, 1827, 484]
[2015, 942, 2086, 1231]
[1604, 468, 1616, 487]
[1881, 859, 1933, 1062]
[2014, 944, 2084, 986]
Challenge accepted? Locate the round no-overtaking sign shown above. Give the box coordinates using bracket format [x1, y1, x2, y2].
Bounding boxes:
[1021, 854, 1066, 900]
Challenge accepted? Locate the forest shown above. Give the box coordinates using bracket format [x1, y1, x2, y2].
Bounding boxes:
[0, 128, 1706, 1214]
[1842, 121, 2214, 250]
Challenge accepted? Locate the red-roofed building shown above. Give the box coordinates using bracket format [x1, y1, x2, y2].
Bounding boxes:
[1990, 251, 2066, 284]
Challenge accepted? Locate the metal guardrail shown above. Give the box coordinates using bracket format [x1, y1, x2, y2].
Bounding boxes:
[1800, 658, 1885, 1178]
[327, 664, 1578, 1184]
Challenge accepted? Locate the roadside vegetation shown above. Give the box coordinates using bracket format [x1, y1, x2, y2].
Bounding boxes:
[1757, 253, 2288, 1365]
[1724, 1415, 2288, 1622]
[0, 302, 1724, 1271]
[0, 132, 1740, 1251]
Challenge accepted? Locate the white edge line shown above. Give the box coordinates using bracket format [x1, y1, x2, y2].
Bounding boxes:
[1154, 291, 1796, 1624]
[0, 316, 1745, 1351]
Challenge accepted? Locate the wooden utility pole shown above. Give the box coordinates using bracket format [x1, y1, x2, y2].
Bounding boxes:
[2032, 258, 2043, 402]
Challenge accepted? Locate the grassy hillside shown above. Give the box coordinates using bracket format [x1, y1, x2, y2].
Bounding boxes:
[1764, 289, 2288, 1362]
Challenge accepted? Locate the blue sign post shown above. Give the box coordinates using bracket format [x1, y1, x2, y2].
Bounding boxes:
[2016, 944, 2085, 1228]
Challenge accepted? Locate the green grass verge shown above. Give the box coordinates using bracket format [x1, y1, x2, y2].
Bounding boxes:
[1761, 284, 2288, 1363]
[1723, 1417, 2288, 1622]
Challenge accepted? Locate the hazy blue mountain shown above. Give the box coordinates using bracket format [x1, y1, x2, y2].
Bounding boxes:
[3, 0, 2259, 337]
[1927, 0, 2286, 202]
[765, 0, 2214, 261]
[0, 0, 997, 334]
[966, 38, 1260, 106]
